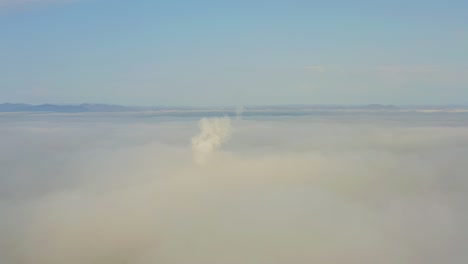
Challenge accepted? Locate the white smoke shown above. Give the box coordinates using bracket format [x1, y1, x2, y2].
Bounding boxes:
[236, 105, 244, 120]
[191, 117, 232, 165]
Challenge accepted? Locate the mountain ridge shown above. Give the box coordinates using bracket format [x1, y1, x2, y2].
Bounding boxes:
[1, 103, 467, 113]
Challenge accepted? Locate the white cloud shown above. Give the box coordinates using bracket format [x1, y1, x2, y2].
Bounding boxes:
[1, 113, 467, 264]
[304, 64, 468, 85]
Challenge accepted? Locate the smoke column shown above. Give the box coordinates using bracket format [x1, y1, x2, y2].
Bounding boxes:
[191, 117, 232, 165]
[236, 105, 244, 120]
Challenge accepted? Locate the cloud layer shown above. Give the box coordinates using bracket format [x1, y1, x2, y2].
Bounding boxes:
[0, 113, 467, 264]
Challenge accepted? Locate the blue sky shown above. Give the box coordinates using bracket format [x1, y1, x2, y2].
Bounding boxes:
[1, 0, 467, 106]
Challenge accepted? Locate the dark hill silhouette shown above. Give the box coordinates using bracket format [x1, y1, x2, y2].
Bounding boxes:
[0, 103, 134, 113]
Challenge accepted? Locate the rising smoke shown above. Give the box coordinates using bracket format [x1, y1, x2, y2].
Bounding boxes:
[0, 113, 467, 264]
[191, 117, 232, 165]
[236, 105, 244, 120]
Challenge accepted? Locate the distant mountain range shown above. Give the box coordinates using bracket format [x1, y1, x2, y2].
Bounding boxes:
[0, 103, 466, 114]
[0, 103, 135, 113]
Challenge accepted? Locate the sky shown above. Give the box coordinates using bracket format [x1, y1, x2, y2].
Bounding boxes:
[1, 0, 467, 106]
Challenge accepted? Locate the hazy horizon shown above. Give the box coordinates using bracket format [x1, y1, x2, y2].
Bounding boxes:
[2, 102, 468, 107]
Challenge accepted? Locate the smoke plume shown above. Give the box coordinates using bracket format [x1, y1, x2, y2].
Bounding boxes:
[236, 105, 244, 120]
[191, 117, 232, 165]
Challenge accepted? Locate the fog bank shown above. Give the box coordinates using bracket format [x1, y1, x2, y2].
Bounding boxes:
[0, 114, 467, 264]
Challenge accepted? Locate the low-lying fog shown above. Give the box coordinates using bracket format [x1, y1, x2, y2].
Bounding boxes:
[1, 113, 467, 264]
